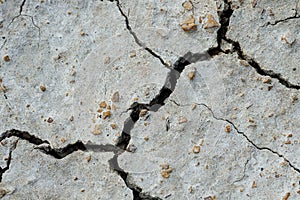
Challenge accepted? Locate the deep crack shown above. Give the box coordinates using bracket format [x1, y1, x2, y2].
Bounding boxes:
[115, 51, 210, 150]
[0, 129, 161, 199]
[19, 0, 26, 15]
[114, 51, 210, 199]
[109, 155, 162, 200]
[0, 129, 49, 145]
[228, 41, 300, 89]
[2, 0, 299, 198]
[36, 141, 121, 159]
[0, 129, 123, 180]
[0, 140, 17, 182]
[0, 129, 121, 159]
[209, 0, 300, 90]
[207, 0, 233, 55]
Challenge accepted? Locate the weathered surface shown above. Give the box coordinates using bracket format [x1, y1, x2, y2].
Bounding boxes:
[119, 0, 219, 62]
[0, 140, 132, 199]
[227, 0, 300, 85]
[119, 54, 300, 199]
[0, 0, 299, 199]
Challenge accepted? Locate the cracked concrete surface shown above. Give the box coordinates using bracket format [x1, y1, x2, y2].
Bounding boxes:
[0, 0, 299, 199]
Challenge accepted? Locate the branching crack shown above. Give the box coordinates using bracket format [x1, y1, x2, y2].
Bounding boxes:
[0, 130, 122, 158]
[208, 0, 300, 90]
[114, 51, 210, 199]
[0, 129, 122, 179]
[116, 51, 210, 150]
[115, 0, 169, 67]
[109, 154, 162, 200]
[193, 103, 300, 174]
[233, 153, 251, 184]
[0, 128, 160, 199]
[2, 0, 299, 198]
[0, 140, 17, 182]
[8, 0, 41, 45]
[171, 100, 300, 174]
[4, 2, 190, 197]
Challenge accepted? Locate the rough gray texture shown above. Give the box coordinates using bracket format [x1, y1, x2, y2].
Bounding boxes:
[1, 140, 132, 199]
[0, 0, 300, 199]
[228, 0, 300, 85]
[120, 53, 300, 199]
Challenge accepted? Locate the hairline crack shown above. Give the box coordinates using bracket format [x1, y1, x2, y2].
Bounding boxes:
[172, 101, 300, 174]
[115, 0, 169, 68]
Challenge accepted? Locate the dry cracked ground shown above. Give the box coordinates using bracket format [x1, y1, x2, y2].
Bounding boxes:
[0, 0, 299, 199]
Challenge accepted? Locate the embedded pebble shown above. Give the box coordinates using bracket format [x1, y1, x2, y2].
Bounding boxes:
[3, 55, 10, 62]
[104, 57, 110, 64]
[102, 111, 111, 119]
[191, 103, 197, 110]
[111, 92, 120, 102]
[251, 181, 257, 188]
[180, 15, 197, 31]
[224, 125, 231, 133]
[188, 71, 195, 80]
[192, 145, 200, 154]
[160, 164, 173, 178]
[86, 155, 91, 162]
[99, 101, 107, 108]
[139, 109, 148, 117]
[203, 14, 219, 29]
[110, 123, 117, 129]
[262, 78, 271, 84]
[126, 144, 137, 153]
[282, 192, 290, 200]
[0, 85, 6, 92]
[47, 117, 53, 123]
[40, 85, 46, 92]
[129, 51, 136, 58]
[179, 117, 187, 124]
[91, 124, 101, 135]
[204, 196, 216, 200]
[182, 1, 193, 11]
